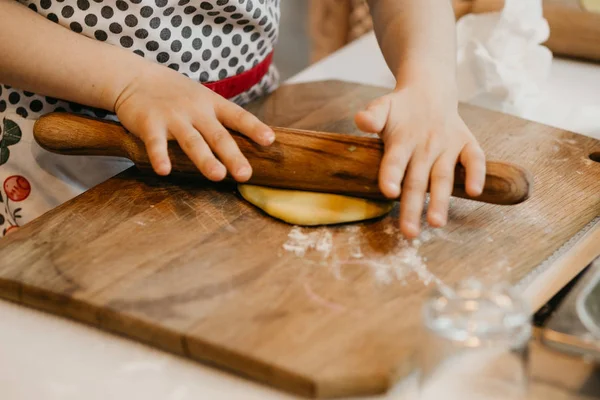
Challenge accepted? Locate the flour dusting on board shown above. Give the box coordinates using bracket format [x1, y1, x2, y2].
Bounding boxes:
[283, 227, 333, 258]
[282, 219, 450, 289]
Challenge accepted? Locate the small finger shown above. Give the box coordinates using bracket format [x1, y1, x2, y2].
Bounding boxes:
[378, 141, 413, 199]
[400, 154, 435, 239]
[354, 96, 392, 134]
[143, 130, 171, 176]
[196, 118, 252, 182]
[173, 124, 226, 181]
[427, 152, 459, 227]
[216, 100, 275, 146]
[460, 142, 486, 197]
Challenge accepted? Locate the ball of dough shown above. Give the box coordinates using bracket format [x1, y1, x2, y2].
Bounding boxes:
[238, 184, 394, 226]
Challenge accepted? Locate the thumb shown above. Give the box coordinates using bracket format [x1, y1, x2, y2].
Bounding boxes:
[354, 95, 391, 134]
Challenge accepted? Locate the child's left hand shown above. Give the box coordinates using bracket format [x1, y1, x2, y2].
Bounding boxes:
[355, 82, 486, 239]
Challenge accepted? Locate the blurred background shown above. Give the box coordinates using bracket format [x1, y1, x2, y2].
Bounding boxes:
[274, 0, 310, 80]
[273, 0, 376, 80]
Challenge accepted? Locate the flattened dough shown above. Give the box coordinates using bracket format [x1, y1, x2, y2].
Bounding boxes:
[238, 184, 394, 226]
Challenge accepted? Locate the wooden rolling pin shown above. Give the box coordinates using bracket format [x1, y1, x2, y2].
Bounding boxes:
[33, 112, 533, 205]
[457, 0, 600, 63]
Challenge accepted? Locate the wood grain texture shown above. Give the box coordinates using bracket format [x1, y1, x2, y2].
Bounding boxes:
[33, 113, 533, 205]
[1, 81, 600, 398]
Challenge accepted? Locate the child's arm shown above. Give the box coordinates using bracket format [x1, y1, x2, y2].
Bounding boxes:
[0, 0, 274, 181]
[357, 0, 486, 238]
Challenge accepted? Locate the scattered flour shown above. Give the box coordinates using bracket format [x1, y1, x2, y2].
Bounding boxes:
[354, 243, 436, 286]
[383, 225, 395, 235]
[282, 219, 452, 290]
[315, 231, 333, 258]
[583, 158, 594, 166]
[347, 233, 364, 259]
[282, 227, 333, 258]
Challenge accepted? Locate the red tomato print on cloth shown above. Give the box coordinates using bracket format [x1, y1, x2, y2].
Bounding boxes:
[4, 225, 19, 235]
[1, 175, 31, 236]
[4, 175, 31, 202]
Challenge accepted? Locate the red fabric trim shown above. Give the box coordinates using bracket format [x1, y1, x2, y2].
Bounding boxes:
[203, 52, 273, 99]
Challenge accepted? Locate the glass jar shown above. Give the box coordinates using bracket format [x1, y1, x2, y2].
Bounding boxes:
[417, 279, 532, 400]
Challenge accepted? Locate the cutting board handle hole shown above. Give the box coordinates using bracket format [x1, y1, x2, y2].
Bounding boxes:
[589, 152, 600, 163]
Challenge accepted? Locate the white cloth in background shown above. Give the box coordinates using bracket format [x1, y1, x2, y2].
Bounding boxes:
[456, 0, 553, 116]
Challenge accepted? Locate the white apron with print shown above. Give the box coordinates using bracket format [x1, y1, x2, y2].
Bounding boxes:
[0, 112, 132, 236]
[0, 0, 281, 237]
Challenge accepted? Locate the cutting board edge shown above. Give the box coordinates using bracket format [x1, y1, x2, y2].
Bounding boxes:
[0, 281, 318, 396]
[0, 280, 401, 399]
[2, 79, 600, 400]
[186, 334, 403, 398]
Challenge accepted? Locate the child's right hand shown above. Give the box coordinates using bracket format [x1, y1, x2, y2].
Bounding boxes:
[114, 64, 275, 182]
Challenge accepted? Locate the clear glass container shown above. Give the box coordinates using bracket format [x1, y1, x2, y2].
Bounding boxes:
[417, 279, 532, 400]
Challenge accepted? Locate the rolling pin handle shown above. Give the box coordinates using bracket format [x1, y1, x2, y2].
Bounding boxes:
[33, 112, 135, 159]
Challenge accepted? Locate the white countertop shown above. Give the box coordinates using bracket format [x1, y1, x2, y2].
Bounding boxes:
[2, 32, 600, 400]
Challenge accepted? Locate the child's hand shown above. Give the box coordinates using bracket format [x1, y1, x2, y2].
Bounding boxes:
[114, 64, 275, 182]
[355, 83, 486, 239]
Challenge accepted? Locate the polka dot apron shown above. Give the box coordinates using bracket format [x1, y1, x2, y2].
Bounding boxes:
[0, 0, 281, 237]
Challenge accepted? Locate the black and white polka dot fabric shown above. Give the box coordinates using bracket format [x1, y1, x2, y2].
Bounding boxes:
[0, 0, 281, 120]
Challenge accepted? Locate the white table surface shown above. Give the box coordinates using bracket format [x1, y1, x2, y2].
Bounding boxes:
[2, 32, 600, 400]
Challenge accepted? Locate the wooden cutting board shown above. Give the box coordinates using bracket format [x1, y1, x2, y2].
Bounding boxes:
[1, 81, 600, 398]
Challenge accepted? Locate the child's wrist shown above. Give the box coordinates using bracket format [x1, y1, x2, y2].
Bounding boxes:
[104, 51, 158, 113]
[394, 72, 458, 108]
[394, 59, 456, 94]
